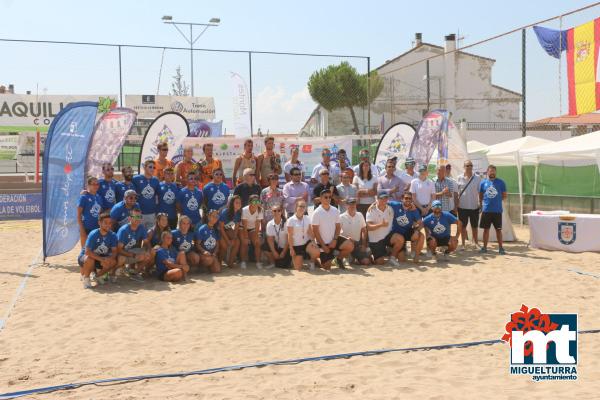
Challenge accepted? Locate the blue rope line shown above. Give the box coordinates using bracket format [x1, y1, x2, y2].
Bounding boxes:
[2, 329, 599, 399]
[568, 269, 600, 279]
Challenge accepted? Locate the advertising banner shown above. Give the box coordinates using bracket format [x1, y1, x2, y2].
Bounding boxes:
[0, 135, 18, 159]
[409, 109, 449, 169]
[86, 108, 137, 178]
[138, 112, 189, 173]
[188, 120, 223, 137]
[230, 72, 251, 137]
[374, 123, 417, 171]
[125, 95, 215, 120]
[42, 102, 98, 258]
[0, 193, 42, 220]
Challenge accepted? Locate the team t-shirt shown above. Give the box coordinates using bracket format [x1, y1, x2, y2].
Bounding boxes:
[155, 247, 178, 275]
[85, 229, 118, 256]
[115, 181, 135, 203]
[78, 193, 103, 231]
[171, 229, 194, 253]
[97, 178, 118, 210]
[202, 182, 230, 211]
[195, 223, 220, 254]
[311, 205, 340, 244]
[219, 208, 241, 229]
[177, 187, 203, 225]
[117, 223, 148, 250]
[479, 178, 506, 213]
[109, 201, 140, 227]
[266, 219, 288, 249]
[365, 204, 394, 243]
[157, 182, 180, 219]
[132, 174, 160, 214]
[388, 200, 421, 235]
[423, 211, 457, 239]
[340, 211, 366, 242]
[241, 206, 264, 230]
[286, 214, 311, 246]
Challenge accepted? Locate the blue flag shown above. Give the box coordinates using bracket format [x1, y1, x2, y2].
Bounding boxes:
[42, 102, 98, 258]
[533, 25, 568, 59]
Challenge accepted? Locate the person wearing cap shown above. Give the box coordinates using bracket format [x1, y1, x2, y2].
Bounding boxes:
[233, 139, 258, 185]
[388, 192, 424, 263]
[311, 189, 354, 270]
[194, 208, 222, 273]
[197, 143, 223, 188]
[240, 194, 264, 270]
[310, 147, 339, 185]
[397, 157, 419, 191]
[157, 166, 180, 229]
[353, 160, 378, 217]
[313, 168, 339, 208]
[132, 160, 161, 230]
[257, 136, 282, 188]
[410, 165, 436, 217]
[423, 200, 461, 259]
[154, 142, 174, 182]
[339, 198, 371, 265]
[115, 166, 135, 203]
[233, 167, 262, 207]
[283, 146, 305, 182]
[352, 149, 380, 179]
[176, 171, 204, 229]
[336, 169, 358, 213]
[378, 159, 404, 201]
[366, 192, 395, 265]
[434, 164, 459, 216]
[457, 160, 482, 249]
[110, 188, 140, 229]
[282, 166, 310, 218]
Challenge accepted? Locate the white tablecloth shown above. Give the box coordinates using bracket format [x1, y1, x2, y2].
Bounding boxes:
[527, 213, 600, 252]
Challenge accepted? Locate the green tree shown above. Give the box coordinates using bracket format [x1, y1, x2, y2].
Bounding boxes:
[307, 62, 383, 135]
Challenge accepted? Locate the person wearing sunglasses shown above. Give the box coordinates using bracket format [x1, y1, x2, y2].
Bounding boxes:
[115, 166, 136, 203]
[240, 195, 264, 269]
[313, 168, 339, 208]
[282, 167, 309, 218]
[132, 160, 161, 230]
[233, 167, 261, 207]
[283, 146, 305, 182]
[457, 159, 482, 249]
[157, 167, 180, 229]
[233, 139, 258, 185]
[397, 157, 418, 192]
[175, 147, 199, 188]
[260, 173, 284, 227]
[219, 195, 242, 268]
[198, 143, 223, 188]
[378, 159, 404, 201]
[388, 192, 424, 264]
[257, 136, 282, 188]
[116, 207, 151, 281]
[154, 142, 174, 182]
[261, 206, 290, 269]
[310, 147, 339, 185]
[77, 176, 104, 248]
[195, 209, 222, 273]
[97, 162, 118, 211]
[110, 189, 140, 230]
[202, 167, 230, 220]
[176, 171, 204, 229]
[287, 200, 320, 271]
[311, 189, 354, 270]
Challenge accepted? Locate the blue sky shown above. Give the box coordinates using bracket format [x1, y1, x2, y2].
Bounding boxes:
[1, 0, 599, 132]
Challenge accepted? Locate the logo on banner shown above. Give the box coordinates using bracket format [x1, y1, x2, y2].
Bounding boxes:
[302, 144, 312, 153]
[558, 222, 576, 245]
[171, 101, 184, 113]
[502, 305, 577, 381]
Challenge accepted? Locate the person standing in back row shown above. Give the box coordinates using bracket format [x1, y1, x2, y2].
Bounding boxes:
[457, 160, 482, 249]
[132, 160, 160, 230]
[479, 165, 507, 255]
[154, 142, 174, 182]
[198, 143, 223, 188]
[233, 139, 258, 185]
[257, 136, 282, 188]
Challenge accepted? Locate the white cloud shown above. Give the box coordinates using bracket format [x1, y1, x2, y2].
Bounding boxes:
[254, 85, 316, 132]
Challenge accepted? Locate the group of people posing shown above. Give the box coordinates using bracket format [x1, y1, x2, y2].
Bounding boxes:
[76, 136, 507, 289]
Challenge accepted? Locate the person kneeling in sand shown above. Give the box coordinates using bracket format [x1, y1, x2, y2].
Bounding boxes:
[155, 231, 189, 282]
[423, 200, 461, 260]
[195, 209, 222, 273]
[116, 207, 152, 280]
[388, 192, 425, 264]
[366, 192, 395, 265]
[78, 212, 118, 289]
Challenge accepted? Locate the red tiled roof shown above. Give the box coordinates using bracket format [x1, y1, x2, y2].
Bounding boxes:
[531, 113, 600, 125]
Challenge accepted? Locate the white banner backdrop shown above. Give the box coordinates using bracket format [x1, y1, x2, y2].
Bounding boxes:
[125, 95, 215, 120]
[374, 123, 416, 171]
[138, 112, 189, 172]
[230, 72, 251, 137]
[181, 136, 353, 181]
[0, 94, 114, 127]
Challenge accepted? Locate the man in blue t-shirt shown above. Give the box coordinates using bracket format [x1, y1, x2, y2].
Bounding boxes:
[115, 166, 135, 203]
[110, 190, 140, 229]
[77, 176, 104, 247]
[177, 172, 204, 228]
[132, 160, 160, 230]
[423, 200, 461, 259]
[98, 162, 118, 210]
[195, 209, 222, 273]
[78, 212, 118, 289]
[116, 207, 151, 279]
[158, 166, 180, 229]
[478, 165, 507, 255]
[389, 192, 425, 263]
[202, 167, 230, 216]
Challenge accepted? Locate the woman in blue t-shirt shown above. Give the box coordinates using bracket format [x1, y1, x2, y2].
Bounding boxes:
[218, 195, 242, 268]
[171, 215, 200, 269]
[154, 230, 189, 282]
[195, 209, 222, 273]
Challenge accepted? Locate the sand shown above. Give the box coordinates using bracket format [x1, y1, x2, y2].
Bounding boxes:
[1, 220, 599, 399]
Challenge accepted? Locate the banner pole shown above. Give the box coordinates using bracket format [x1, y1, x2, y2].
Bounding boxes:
[35, 128, 40, 183]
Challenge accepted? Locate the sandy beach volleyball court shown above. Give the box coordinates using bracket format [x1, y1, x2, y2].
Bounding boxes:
[1, 220, 599, 399]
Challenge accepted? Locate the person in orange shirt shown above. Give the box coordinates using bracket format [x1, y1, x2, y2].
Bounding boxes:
[198, 143, 223, 188]
[154, 142, 174, 181]
[175, 147, 199, 188]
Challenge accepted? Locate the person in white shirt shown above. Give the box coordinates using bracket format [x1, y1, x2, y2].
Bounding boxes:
[397, 157, 419, 191]
[261, 205, 291, 269]
[456, 160, 482, 248]
[377, 159, 404, 201]
[336, 170, 358, 213]
[310, 147, 339, 184]
[284, 146, 305, 182]
[339, 198, 371, 265]
[410, 164, 436, 217]
[366, 192, 395, 265]
[353, 160, 378, 217]
[240, 195, 264, 269]
[352, 149, 380, 178]
[286, 200, 320, 271]
[311, 189, 354, 270]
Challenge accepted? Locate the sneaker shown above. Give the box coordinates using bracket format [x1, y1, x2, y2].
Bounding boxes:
[499, 247, 506, 255]
[460, 244, 466, 251]
[256, 262, 263, 270]
[309, 262, 316, 271]
[240, 261, 247, 270]
[90, 272, 97, 283]
[115, 268, 124, 277]
[82, 277, 92, 289]
[110, 275, 118, 283]
[124, 266, 133, 276]
[266, 263, 275, 269]
[479, 247, 487, 254]
[336, 258, 346, 269]
[388, 257, 400, 267]
[97, 273, 108, 285]
[129, 272, 144, 282]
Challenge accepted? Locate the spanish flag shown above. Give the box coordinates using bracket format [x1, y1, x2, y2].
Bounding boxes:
[566, 18, 600, 115]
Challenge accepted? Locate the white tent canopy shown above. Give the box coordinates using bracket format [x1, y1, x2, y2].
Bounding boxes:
[467, 140, 488, 153]
[521, 130, 600, 165]
[484, 136, 552, 166]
